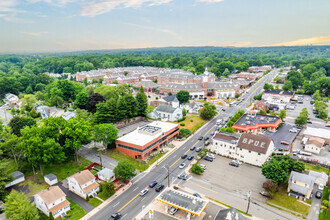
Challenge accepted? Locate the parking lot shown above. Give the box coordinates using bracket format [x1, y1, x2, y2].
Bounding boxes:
[117, 120, 151, 137]
[268, 123, 300, 153]
[192, 155, 267, 202]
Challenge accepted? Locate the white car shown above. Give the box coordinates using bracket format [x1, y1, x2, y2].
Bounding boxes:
[232, 160, 242, 165]
[179, 163, 186, 169]
[140, 189, 149, 196]
[318, 184, 324, 191]
[289, 129, 297, 133]
[206, 153, 215, 159]
[199, 164, 206, 169]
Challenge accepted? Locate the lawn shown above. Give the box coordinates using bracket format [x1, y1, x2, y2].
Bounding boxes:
[66, 198, 87, 220]
[304, 163, 330, 174]
[98, 191, 115, 201]
[107, 149, 166, 172]
[88, 197, 102, 207]
[267, 185, 310, 216]
[17, 177, 48, 198]
[171, 116, 206, 132]
[24, 156, 92, 182]
[319, 209, 330, 220]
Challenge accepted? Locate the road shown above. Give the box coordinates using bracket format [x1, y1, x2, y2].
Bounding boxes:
[89, 69, 280, 220]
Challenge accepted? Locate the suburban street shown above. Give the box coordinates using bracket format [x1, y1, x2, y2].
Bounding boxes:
[89, 69, 282, 220]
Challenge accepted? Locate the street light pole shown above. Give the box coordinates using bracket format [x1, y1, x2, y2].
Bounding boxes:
[246, 191, 251, 215]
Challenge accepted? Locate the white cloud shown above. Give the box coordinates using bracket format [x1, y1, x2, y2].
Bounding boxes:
[197, 0, 224, 2]
[124, 22, 180, 39]
[20, 31, 49, 36]
[27, 0, 75, 5]
[80, 0, 172, 17]
[271, 36, 330, 46]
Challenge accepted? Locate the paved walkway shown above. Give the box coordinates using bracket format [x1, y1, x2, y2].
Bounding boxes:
[307, 185, 322, 220]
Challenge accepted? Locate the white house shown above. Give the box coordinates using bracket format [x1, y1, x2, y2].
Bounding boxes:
[68, 170, 99, 198]
[211, 132, 240, 157]
[97, 168, 115, 182]
[3, 93, 19, 105]
[149, 104, 183, 122]
[35, 186, 70, 219]
[181, 102, 200, 114]
[159, 95, 180, 108]
[304, 137, 325, 154]
[236, 133, 274, 166]
[5, 171, 25, 188]
[44, 173, 58, 186]
[308, 171, 328, 187]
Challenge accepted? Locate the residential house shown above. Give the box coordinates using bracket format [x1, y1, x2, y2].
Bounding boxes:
[3, 93, 19, 105]
[97, 168, 115, 182]
[149, 104, 183, 122]
[287, 171, 315, 200]
[303, 127, 330, 145]
[253, 100, 269, 111]
[181, 102, 200, 114]
[68, 170, 99, 199]
[308, 171, 328, 187]
[150, 94, 180, 108]
[5, 171, 25, 188]
[304, 137, 325, 154]
[35, 186, 70, 219]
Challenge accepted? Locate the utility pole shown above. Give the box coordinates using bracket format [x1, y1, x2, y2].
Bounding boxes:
[246, 191, 251, 215]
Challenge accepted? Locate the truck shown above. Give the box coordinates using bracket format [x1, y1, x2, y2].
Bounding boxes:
[299, 151, 312, 156]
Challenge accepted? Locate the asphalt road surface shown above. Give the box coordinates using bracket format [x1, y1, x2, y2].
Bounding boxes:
[89, 69, 280, 220]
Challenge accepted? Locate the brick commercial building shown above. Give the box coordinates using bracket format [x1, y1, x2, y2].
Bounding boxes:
[232, 112, 282, 134]
[116, 121, 179, 160]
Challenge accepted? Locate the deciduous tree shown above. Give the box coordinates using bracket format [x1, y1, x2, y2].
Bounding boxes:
[94, 123, 118, 149]
[113, 160, 136, 182]
[176, 90, 190, 104]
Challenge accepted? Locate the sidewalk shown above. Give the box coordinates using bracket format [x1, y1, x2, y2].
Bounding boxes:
[80, 181, 133, 220]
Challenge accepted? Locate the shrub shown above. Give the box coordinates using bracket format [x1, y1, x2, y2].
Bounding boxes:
[180, 123, 185, 126]
[190, 120, 193, 122]
[262, 179, 278, 198]
[191, 163, 204, 175]
[89, 195, 93, 198]
[86, 195, 89, 201]
[179, 129, 191, 138]
[177, 117, 186, 122]
[321, 200, 329, 208]
[155, 97, 158, 100]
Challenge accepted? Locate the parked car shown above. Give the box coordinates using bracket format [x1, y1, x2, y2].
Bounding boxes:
[307, 121, 313, 124]
[198, 136, 203, 140]
[289, 128, 297, 133]
[178, 174, 188, 180]
[315, 191, 322, 199]
[196, 147, 201, 152]
[149, 181, 158, 188]
[155, 184, 164, 192]
[204, 156, 213, 162]
[259, 191, 270, 198]
[193, 193, 202, 198]
[190, 146, 195, 151]
[231, 160, 242, 165]
[140, 189, 149, 196]
[318, 184, 324, 191]
[181, 154, 187, 159]
[211, 132, 215, 136]
[205, 137, 209, 141]
[110, 212, 122, 220]
[188, 155, 194, 160]
[206, 153, 215, 159]
[169, 207, 178, 215]
[229, 161, 239, 167]
[280, 141, 289, 145]
[199, 164, 206, 170]
[179, 163, 186, 169]
[204, 141, 210, 146]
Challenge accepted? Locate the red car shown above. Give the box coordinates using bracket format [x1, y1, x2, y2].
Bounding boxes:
[280, 141, 289, 145]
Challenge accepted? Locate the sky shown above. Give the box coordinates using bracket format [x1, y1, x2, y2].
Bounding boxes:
[0, 0, 330, 53]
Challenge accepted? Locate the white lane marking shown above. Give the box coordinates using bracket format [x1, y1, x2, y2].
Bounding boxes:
[122, 213, 127, 219]
[141, 197, 146, 201]
[173, 155, 177, 158]
[133, 187, 139, 191]
[187, 176, 192, 181]
[113, 202, 120, 207]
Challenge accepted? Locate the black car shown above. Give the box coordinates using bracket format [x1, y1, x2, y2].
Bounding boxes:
[188, 155, 194, 160]
[204, 156, 213, 162]
[181, 154, 187, 159]
[149, 181, 158, 188]
[155, 184, 164, 192]
[307, 121, 313, 124]
[198, 136, 203, 140]
[315, 191, 322, 199]
[193, 193, 202, 198]
[110, 212, 122, 220]
[204, 141, 210, 146]
[222, 109, 226, 112]
[190, 146, 196, 151]
[229, 161, 239, 167]
[204, 137, 209, 141]
[195, 147, 201, 152]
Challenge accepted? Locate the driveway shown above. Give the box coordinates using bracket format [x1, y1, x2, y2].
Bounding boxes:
[78, 147, 118, 169]
[56, 180, 94, 213]
[307, 185, 322, 220]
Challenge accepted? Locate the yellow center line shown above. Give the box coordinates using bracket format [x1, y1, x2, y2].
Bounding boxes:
[170, 157, 181, 168]
[185, 148, 190, 154]
[109, 163, 116, 167]
[117, 193, 140, 212]
[188, 180, 218, 194]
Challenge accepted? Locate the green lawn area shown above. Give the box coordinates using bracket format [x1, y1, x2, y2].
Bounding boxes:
[98, 191, 115, 201]
[88, 197, 102, 207]
[171, 116, 206, 132]
[319, 209, 330, 220]
[24, 156, 92, 182]
[107, 149, 166, 172]
[267, 185, 310, 216]
[17, 177, 49, 198]
[305, 163, 330, 174]
[66, 198, 87, 220]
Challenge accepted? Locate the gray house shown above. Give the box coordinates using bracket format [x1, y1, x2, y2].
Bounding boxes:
[287, 171, 315, 200]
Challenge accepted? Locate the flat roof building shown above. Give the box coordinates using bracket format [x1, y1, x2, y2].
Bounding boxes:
[116, 121, 179, 160]
[232, 113, 282, 134]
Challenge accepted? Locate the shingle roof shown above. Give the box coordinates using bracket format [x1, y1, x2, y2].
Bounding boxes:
[264, 90, 294, 96]
[162, 94, 178, 103]
[72, 170, 95, 186]
[208, 82, 239, 89]
[289, 171, 315, 194]
[215, 208, 248, 220]
[134, 80, 158, 88]
[306, 137, 325, 148]
[213, 132, 240, 144]
[308, 170, 328, 181]
[159, 83, 204, 91]
[237, 133, 272, 154]
[12, 171, 24, 179]
[44, 173, 57, 181]
[156, 104, 177, 113]
[38, 186, 66, 206]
